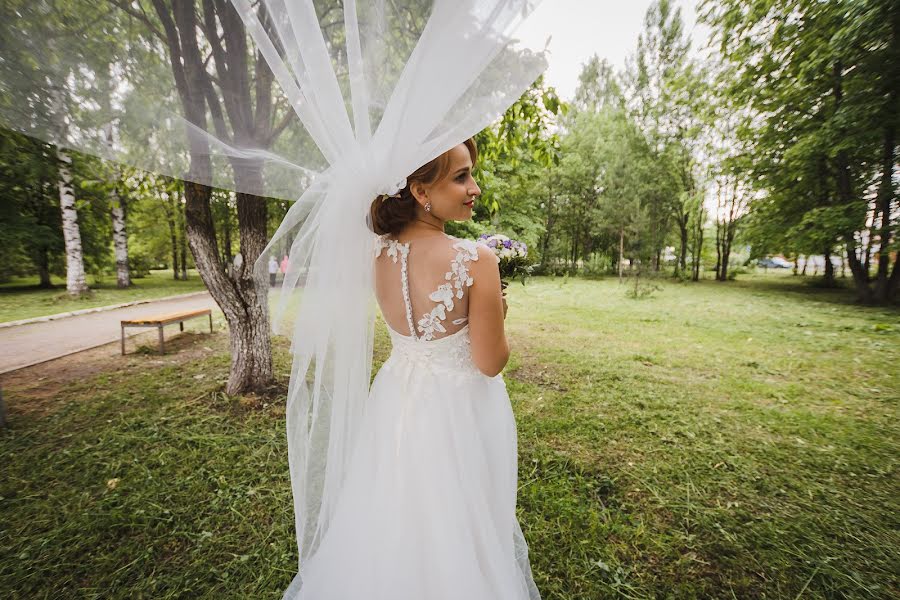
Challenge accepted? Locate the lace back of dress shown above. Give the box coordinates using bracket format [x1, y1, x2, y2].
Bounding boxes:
[374, 234, 479, 341]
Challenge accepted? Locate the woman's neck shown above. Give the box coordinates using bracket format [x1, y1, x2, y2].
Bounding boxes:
[400, 212, 445, 239]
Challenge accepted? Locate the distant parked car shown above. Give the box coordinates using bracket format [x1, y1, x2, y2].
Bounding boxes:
[757, 257, 792, 269]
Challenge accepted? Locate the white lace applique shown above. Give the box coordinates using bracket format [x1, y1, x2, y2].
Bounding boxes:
[414, 238, 479, 341]
[375, 234, 409, 264]
[417, 303, 447, 339]
[446, 239, 478, 299]
[429, 283, 455, 311]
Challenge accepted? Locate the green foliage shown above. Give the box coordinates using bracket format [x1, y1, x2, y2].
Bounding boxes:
[701, 0, 899, 300]
[0, 130, 64, 282]
[127, 251, 156, 279]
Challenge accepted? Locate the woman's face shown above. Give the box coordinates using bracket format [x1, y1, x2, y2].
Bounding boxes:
[417, 143, 481, 222]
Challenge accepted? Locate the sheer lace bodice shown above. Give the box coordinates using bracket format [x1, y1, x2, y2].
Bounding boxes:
[374, 232, 483, 377]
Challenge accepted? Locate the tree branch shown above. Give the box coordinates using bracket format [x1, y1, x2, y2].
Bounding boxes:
[265, 108, 294, 147]
[109, 0, 164, 40]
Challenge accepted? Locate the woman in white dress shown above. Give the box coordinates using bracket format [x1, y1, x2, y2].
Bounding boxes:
[288, 139, 541, 599]
[0, 1, 559, 597]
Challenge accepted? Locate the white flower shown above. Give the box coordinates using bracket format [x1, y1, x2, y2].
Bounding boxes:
[429, 283, 455, 311]
[417, 304, 447, 340]
[376, 176, 408, 197]
[384, 238, 408, 263]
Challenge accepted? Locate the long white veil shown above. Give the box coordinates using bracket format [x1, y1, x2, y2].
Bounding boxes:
[0, 0, 550, 593]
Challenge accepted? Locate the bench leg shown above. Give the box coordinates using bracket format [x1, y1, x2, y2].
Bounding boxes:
[209, 313, 213, 333]
[158, 325, 165, 354]
[121, 324, 126, 355]
[179, 321, 184, 332]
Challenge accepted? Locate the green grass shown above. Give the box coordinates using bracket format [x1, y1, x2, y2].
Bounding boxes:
[0, 274, 897, 598]
[0, 270, 207, 323]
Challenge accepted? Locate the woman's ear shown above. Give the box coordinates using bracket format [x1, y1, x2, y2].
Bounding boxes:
[410, 180, 428, 205]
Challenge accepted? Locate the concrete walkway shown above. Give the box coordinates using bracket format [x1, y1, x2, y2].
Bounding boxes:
[0, 292, 220, 374]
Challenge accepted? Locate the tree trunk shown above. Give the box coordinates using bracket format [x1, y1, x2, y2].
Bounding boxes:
[57, 147, 89, 297]
[677, 217, 688, 277]
[223, 194, 233, 265]
[539, 168, 554, 271]
[714, 181, 723, 280]
[823, 245, 835, 287]
[689, 194, 704, 282]
[37, 248, 52, 288]
[886, 250, 900, 301]
[179, 196, 188, 280]
[183, 175, 273, 395]
[844, 235, 874, 303]
[618, 226, 624, 282]
[801, 255, 808, 276]
[164, 195, 180, 279]
[691, 226, 703, 282]
[719, 238, 730, 281]
[110, 191, 131, 288]
[873, 119, 896, 303]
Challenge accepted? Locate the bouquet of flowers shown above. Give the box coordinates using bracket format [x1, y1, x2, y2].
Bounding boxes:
[477, 233, 534, 289]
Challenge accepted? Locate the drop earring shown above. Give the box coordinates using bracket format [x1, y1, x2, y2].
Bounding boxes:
[424, 202, 432, 213]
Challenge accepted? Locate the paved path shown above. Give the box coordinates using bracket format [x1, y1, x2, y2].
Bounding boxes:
[0, 292, 220, 374]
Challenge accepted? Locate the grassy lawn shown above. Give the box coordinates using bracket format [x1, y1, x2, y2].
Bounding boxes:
[0, 270, 207, 323]
[0, 274, 897, 598]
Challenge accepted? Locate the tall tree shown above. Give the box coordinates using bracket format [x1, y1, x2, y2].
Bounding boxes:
[104, 127, 131, 288]
[108, 0, 337, 392]
[628, 0, 694, 271]
[702, 0, 899, 303]
[56, 146, 90, 297]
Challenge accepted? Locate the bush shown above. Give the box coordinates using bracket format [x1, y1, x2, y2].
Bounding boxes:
[727, 265, 749, 280]
[129, 252, 155, 279]
[624, 271, 662, 299]
[583, 253, 613, 279]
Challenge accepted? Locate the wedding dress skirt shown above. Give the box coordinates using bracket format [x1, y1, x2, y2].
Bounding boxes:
[286, 324, 541, 599]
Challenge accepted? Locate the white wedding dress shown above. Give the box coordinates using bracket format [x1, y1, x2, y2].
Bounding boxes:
[289, 232, 541, 600]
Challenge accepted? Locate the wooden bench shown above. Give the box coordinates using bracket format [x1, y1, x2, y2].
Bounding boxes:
[120, 309, 213, 355]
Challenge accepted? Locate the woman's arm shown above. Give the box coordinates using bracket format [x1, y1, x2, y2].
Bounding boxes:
[467, 245, 509, 377]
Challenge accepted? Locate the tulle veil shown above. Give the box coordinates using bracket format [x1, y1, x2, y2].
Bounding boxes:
[0, 0, 550, 591]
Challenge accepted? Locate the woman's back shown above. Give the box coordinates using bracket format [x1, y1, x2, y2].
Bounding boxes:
[374, 232, 479, 342]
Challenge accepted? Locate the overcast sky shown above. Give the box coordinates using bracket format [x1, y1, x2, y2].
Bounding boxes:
[517, 0, 709, 100]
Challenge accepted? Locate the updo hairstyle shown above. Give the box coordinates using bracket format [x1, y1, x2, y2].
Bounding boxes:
[369, 138, 478, 236]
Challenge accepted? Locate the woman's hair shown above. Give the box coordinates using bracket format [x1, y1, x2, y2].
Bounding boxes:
[369, 138, 478, 236]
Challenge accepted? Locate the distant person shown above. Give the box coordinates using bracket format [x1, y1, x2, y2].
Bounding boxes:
[280, 254, 289, 276]
[268, 255, 278, 287]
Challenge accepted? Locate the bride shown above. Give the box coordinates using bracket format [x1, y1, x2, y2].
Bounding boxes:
[284, 138, 541, 599]
[0, 0, 554, 596]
